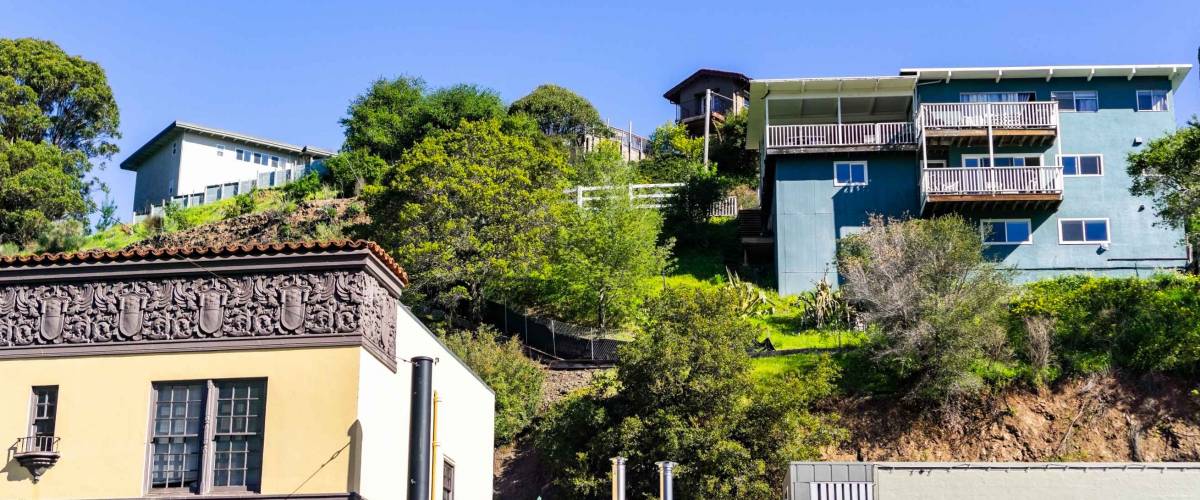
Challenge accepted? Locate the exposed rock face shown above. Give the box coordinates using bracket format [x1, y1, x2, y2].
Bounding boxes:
[129, 198, 367, 251]
[831, 373, 1200, 462]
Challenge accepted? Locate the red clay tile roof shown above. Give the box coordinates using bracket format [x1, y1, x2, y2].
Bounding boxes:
[0, 240, 409, 285]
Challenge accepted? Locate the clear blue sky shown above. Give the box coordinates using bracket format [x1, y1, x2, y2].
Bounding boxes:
[3, 0, 1198, 220]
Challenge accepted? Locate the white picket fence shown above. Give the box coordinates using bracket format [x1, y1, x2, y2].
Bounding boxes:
[567, 183, 739, 217]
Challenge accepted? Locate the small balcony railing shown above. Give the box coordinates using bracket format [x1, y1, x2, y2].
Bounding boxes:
[766, 122, 916, 149]
[15, 435, 59, 454]
[918, 102, 1058, 130]
[922, 166, 1064, 196]
[13, 435, 60, 483]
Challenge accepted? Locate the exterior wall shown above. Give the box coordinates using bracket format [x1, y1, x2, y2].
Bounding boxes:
[130, 138, 181, 214]
[176, 132, 306, 198]
[774, 151, 920, 295]
[919, 76, 1187, 279]
[674, 75, 749, 117]
[355, 307, 495, 500]
[873, 464, 1200, 500]
[0, 346, 362, 500]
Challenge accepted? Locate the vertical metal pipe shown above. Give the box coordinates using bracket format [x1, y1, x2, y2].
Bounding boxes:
[703, 89, 712, 171]
[657, 461, 676, 500]
[407, 357, 434, 500]
[611, 457, 627, 500]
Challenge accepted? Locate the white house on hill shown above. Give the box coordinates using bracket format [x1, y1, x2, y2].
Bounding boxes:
[120, 121, 333, 216]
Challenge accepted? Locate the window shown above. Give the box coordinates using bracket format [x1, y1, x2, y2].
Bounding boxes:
[30, 386, 58, 441]
[981, 219, 1032, 245]
[270, 156, 280, 168]
[443, 459, 456, 500]
[150, 380, 266, 494]
[1052, 91, 1098, 112]
[1059, 218, 1109, 244]
[962, 154, 1042, 167]
[217, 144, 225, 157]
[252, 153, 263, 165]
[236, 149, 247, 162]
[1136, 90, 1168, 111]
[833, 162, 868, 186]
[960, 91, 1036, 103]
[1059, 154, 1103, 176]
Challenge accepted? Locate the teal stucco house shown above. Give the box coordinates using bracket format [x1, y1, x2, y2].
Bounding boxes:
[744, 64, 1193, 295]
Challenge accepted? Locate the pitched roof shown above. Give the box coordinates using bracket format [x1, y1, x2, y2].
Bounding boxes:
[663, 68, 751, 102]
[120, 120, 335, 171]
[0, 240, 408, 286]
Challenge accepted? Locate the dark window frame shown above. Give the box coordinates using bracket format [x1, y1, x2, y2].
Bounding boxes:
[29, 386, 59, 440]
[443, 457, 456, 500]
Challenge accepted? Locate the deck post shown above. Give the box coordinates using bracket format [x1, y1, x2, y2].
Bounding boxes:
[836, 97, 843, 145]
[986, 103, 996, 192]
[703, 89, 712, 171]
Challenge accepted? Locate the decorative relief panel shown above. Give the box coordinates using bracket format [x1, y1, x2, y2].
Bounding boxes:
[0, 270, 397, 359]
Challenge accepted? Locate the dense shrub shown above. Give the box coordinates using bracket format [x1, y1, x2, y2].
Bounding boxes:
[536, 286, 843, 499]
[439, 326, 545, 445]
[1009, 274, 1200, 376]
[282, 171, 326, 202]
[839, 215, 1013, 410]
[325, 149, 388, 196]
[223, 191, 258, 219]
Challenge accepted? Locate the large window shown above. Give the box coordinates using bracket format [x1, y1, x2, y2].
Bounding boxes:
[30, 386, 58, 440]
[962, 154, 1042, 168]
[960, 91, 1036, 103]
[833, 161, 868, 186]
[1051, 91, 1098, 112]
[1136, 90, 1168, 111]
[1059, 218, 1109, 244]
[150, 380, 266, 494]
[1059, 154, 1103, 176]
[982, 219, 1032, 245]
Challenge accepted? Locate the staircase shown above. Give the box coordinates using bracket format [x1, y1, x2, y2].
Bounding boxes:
[736, 208, 773, 266]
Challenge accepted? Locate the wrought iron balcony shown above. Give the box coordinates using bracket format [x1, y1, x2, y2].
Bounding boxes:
[13, 435, 60, 483]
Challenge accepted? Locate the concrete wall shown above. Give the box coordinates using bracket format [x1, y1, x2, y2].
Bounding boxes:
[355, 306, 495, 500]
[130, 137, 181, 214]
[774, 151, 920, 295]
[0, 346, 362, 499]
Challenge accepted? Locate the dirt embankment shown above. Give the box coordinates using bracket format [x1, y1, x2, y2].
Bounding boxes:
[128, 198, 366, 251]
[831, 372, 1200, 462]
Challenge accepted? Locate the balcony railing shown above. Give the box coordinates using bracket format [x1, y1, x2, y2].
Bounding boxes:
[918, 102, 1058, 130]
[13, 435, 60, 483]
[766, 122, 916, 149]
[15, 435, 59, 454]
[923, 166, 1064, 196]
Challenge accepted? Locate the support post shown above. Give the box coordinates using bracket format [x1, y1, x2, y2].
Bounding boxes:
[703, 89, 712, 171]
[657, 461, 676, 500]
[576, 185, 584, 207]
[836, 96, 843, 145]
[407, 357, 434, 500]
[611, 457, 627, 500]
[986, 103, 996, 193]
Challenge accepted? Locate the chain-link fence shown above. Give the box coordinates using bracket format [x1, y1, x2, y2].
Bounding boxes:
[485, 302, 625, 362]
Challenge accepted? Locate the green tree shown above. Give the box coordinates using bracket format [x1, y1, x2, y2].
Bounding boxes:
[439, 326, 545, 445]
[0, 38, 121, 159]
[509, 84, 608, 142]
[1127, 118, 1200, 246]
[361, 118, 570, 316]
[710, 110, 758, 181]
[540, 196, 672, 329]
[94, 183, 119, 232]
[569, 140, 639, 186]
[325, 149, 389, 196]
[339, 76, 506, 163]
[536, 286, 844, 499]
[637, 121, 706, 182]
[839, 215, 1012, 411]
[0, 140, 90, 244]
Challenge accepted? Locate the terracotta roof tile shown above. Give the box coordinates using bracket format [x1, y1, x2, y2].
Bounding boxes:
[0, 239, 409, 286]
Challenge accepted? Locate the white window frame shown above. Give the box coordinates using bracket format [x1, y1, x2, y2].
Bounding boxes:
[216, 144, 225, 157]
[833, 161, 868, 187]
[1136, 90, 1168, 111]
[1057, 218, 1110, 245]
[981, 219, 1033, 246]
[1057, 154, 1104, 177]
[1051, 90, 1099, 112]
[961, 153, 1044, 168]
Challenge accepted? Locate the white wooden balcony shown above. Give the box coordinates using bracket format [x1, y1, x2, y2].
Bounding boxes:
[918, 102, 1059, 130]
[765, 122, 917, 152]
[921, 165, 1064, 214]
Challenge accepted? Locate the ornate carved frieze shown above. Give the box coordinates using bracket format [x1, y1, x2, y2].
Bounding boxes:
[0, 270, 397, 362]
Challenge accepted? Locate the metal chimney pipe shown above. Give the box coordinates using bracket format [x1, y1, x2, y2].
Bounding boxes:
[610, 457, 627, 500]
[407, 356, 434, 500]
[656, 461, 676, 500]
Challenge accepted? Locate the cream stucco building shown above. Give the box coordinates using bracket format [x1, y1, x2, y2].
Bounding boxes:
[0, 241, 493, 500]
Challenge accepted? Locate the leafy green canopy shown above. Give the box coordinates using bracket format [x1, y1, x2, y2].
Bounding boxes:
[324, 149, 389, 196]
[0, 38, 121, 244]
[439, 326, 545, 445]
[839, 215, 1012, 409]
[360, 118, 570, 316]
[509, 84, 608, 141]
[1127, 118, 1200, 246]
[340, 76, 505, 163]
[536, 286, 843, 499]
